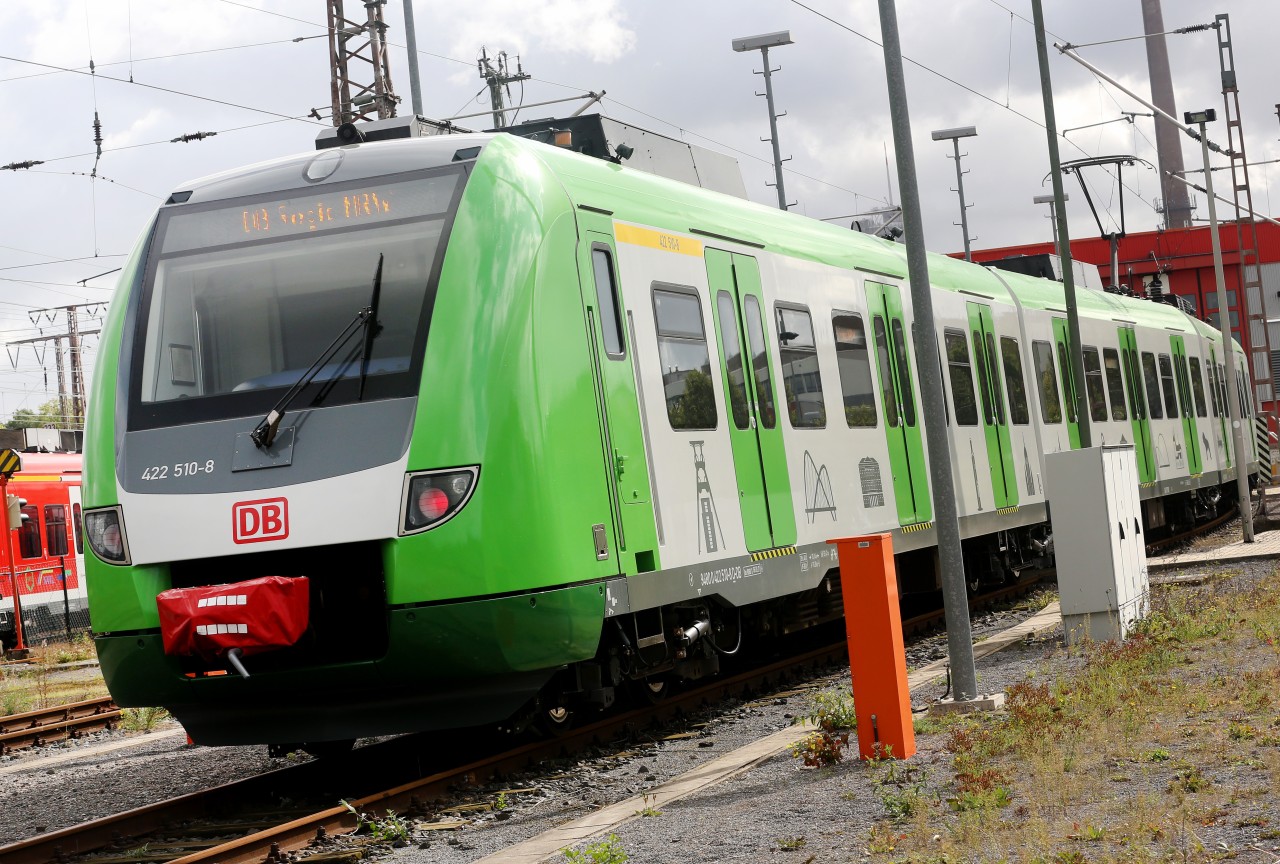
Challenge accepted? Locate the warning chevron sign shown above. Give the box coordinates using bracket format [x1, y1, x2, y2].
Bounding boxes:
[0, 449, 21, 478]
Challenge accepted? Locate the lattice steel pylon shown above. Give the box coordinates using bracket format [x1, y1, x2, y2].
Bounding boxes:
[327, 0, 398, 126]
[1215, 13, 1274, 423]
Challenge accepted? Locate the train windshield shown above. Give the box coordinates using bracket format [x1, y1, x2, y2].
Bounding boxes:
[128, 167, 464, 429]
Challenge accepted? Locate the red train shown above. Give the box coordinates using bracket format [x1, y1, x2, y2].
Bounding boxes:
[0, 453, 86, 649]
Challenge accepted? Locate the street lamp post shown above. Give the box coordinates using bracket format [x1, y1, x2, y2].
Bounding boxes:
[931, 126, 977, 260]
[1187, 108, 1254, 543]
[1033, 193, 1068, 249]
[732, 31, 794, 211]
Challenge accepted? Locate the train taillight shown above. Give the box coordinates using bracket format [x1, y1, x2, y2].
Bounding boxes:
[400, 467, 479, 534]
[84, 506, 131, 565]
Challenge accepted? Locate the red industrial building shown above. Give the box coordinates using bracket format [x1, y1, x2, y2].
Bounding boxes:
[968, 221, 1280, 423]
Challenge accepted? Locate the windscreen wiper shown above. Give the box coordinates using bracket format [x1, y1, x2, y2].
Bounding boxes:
[358, 253, 384, 401]
[249, 256, 383, 450]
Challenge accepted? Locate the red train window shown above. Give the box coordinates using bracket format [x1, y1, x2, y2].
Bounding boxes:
[73, 503, 84, 554]
[45, 504, 68, 557]
[18, 505, 41, 559]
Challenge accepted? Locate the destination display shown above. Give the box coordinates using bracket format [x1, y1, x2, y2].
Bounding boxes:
[160, 172, 459, 254]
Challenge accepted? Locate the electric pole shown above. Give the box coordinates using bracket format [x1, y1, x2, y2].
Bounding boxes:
[478, 49, 530, 129]
[5, 305, 103, 429]
[326, 0, 398, 126]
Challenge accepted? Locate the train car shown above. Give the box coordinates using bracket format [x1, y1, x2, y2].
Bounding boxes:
[82, 131, 1259, 747]
[0, 452, 87, 648]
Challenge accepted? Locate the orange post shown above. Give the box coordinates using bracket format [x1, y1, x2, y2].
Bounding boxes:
[828, 533, 915, 760]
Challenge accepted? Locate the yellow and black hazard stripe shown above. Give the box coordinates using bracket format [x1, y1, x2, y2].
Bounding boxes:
[0, 448, 21, 478]
[1140, 481, 1158, 489]
[900, 521, 934, 535]
[996, 505, 1018, 515]
[750, 546, 797, 562]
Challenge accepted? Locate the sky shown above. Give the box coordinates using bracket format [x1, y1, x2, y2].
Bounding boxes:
[0, 0, 1277, 425]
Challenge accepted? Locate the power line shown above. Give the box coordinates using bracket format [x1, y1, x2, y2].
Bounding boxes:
[0, 53, 325, 127]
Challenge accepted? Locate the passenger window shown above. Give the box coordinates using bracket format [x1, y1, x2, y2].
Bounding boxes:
[832, 313, 876, 428]
[73, 503, 84, 555]
[1206, 358, 1221, 416]
[1188, 357, 1207, 417]
[1056, 342, 1078, 422]
[1173, 355, 1194, 419]
[744, 295, 776, 429]
[1032, 340, 1061, 424]
[1001, 337, 1030, 425]
[18, 504, 41, 559]
[1158, 354, 1179, 418]
[1102, 348, 1127, 421]
[891, 319, 917, 427]
[971, 329, 994, 425]
[653, 287, 717, 430]
[591, 248, 625, 358]
[776, 305, 826, 428]
[873, 316, 899, 428]
[1083, 346, 1107, 423]
[44, 504, 68, 557]
[984, 332, 1006, 424]
[945, 330, 979, 426]
[1142, 352, 1164, 419]
[716, 292, 751, 430]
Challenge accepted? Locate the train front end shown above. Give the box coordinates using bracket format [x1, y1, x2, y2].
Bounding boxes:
[84, 134, 612, 746]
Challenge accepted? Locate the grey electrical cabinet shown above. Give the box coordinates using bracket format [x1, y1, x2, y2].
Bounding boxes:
[1044, 445, 1149, 645]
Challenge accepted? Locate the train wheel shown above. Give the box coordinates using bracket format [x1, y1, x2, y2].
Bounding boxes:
[534, 699, 574, 737]
[634, 677, 671, 704]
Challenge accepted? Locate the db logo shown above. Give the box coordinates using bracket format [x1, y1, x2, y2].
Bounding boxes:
[232, 497, 289, 544]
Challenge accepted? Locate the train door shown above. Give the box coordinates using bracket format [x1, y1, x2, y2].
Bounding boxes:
[1117, 326, 1155, 482]
[704, 249, 796, 550]
[1051, 318, 1082, 449]
[577, 217, 659, 572]
[966, 302, 1016, 509]
[1169, 336, 1203, 474]
[866, 281, 931, 525]
[1210, 347, 1231, 469]
[67, 484, 85, 589]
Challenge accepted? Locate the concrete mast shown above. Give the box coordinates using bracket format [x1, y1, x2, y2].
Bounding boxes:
[1140, 0, 1193, 228]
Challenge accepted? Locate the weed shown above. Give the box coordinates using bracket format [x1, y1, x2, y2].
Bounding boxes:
[865, 824, 901, 854]
[494, 791, 508, 811]
[1, 683, 29, 716]
[1144, 747, 1172, 762]
[795, 685, 857, 730]
[1227, 721, 1257, 741]
[776, 836, 807, 851]
[341, 801, 414, 844]
[790, 728, 849, 767]
[633, 793, 661, 818]
[1169, 765, 1209, 794]
[120, 706, 170, 732]
[562, 834, 628, 864]
[1054, 852, 1087, 864]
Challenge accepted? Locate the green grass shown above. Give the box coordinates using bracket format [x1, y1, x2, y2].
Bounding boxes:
[880, 565, 1280, 864]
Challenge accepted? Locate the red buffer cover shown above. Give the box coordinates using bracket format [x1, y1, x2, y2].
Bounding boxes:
[157, 575, 310, 659]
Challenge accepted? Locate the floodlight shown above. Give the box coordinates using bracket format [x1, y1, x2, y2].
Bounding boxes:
[1183, 109, 1216, 125]
[731, 31, 793, 52]
[931, 126, 977, 141]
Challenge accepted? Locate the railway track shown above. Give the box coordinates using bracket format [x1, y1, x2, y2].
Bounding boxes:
[1, 641, 846, 864]
[0, 507, 1234, 864]
[0, 696, 120, 755]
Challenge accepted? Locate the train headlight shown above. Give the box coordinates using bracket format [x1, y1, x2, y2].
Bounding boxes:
[400, 467, 478, 534]
[84, 506, 132, 565]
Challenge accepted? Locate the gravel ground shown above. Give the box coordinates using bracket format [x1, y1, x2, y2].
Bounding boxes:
[5, 555, 1277, 864]
[376, 601, 1062, 864]
[0, 595, 1037, 849]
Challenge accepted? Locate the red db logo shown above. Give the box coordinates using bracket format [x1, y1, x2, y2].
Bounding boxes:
[232, 497, 290, 544]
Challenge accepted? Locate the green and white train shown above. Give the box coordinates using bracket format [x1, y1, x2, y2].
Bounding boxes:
[82, 129, 1260, 746]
